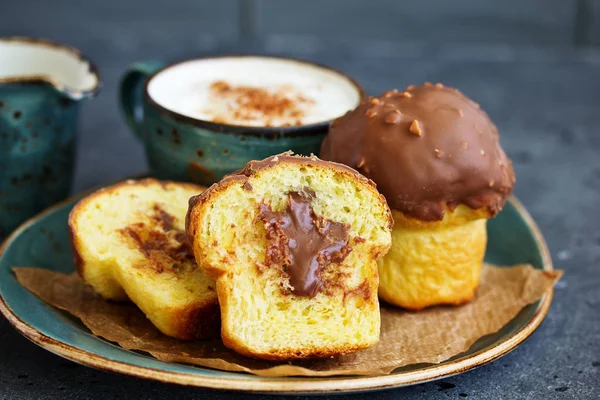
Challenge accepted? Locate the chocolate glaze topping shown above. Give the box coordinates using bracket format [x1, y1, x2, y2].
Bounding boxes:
[186, 152, 387, 233]
[258, 189, 351, 297]
[320, 83, 515, 221]
[225, 152, 371, 186]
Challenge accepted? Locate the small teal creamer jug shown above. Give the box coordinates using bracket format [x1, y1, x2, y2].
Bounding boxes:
[0, 37, 101, 238]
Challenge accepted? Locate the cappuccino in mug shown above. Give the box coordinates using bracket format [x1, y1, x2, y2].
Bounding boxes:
[146, 56, 362, 128]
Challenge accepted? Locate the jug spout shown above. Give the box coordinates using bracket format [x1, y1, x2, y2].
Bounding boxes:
[0, 36, 101, 100]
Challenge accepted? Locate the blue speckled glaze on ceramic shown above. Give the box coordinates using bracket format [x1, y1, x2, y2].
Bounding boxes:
[0, 192, 553, 393]
[0, 84, 79, 238]
[141, 105, 327, 184]
[119, 58, 364, 186]
[0, 37, 101, 238]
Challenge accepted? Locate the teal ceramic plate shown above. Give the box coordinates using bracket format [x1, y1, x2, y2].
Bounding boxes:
[0, 188, 553, 394]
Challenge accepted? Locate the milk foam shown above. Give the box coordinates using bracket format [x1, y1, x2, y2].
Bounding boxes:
[147, 57, 362, 127]
[0, 39, 98, 93]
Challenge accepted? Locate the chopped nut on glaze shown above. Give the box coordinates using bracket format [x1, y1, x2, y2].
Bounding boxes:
[320, 83, 515, 221]
[409, 120, 422, 136]
[385, 112, 402, 124]
[400, 92, 413, 98]
[406, 85, 415, 91]
[435, 83, 444, 88]
[370, 98, 381, 106]
[356, 156, 366, 168]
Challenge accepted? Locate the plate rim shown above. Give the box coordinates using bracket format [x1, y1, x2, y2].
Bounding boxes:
[0, 191, 554, 394]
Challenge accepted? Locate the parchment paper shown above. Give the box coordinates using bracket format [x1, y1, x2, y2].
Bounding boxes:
[13, 264, 561, 377]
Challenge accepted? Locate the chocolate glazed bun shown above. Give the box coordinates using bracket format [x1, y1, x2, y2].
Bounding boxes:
[321, 83, 515, 310]
[320, 83, 515, 221]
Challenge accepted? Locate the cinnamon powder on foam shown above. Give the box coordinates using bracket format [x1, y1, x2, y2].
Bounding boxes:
[206, 81, 314, 127]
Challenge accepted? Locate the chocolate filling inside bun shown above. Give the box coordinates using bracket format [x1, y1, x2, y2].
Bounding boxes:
[320, 83, 515, 221]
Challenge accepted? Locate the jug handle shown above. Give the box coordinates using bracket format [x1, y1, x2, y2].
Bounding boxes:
[119, 60, 164, 140]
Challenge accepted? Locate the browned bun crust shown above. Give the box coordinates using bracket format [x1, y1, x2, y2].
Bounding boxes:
[69, 178, 220, 340]
[170, 299, 221, 340]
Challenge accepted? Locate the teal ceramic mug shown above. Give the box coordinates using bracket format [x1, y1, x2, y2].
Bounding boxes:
[0, 37, 101, 238]
[119, 55, 364, 185]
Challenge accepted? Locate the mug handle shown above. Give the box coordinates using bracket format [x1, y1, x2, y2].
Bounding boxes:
[119, 60, 164, 140]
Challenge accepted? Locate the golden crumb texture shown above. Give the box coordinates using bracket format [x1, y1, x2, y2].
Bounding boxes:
[186, 153, 393, 360]
[378, 205, 488, 309]
[68, 178, 219, 340]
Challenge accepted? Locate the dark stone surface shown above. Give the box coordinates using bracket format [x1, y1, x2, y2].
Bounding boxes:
[257, 0, 578, 46]
[588, 0, 600, 46]
[1, 2, 600, 399]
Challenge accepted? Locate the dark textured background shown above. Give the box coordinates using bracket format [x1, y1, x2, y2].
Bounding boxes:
[0, 0, 599, 399]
